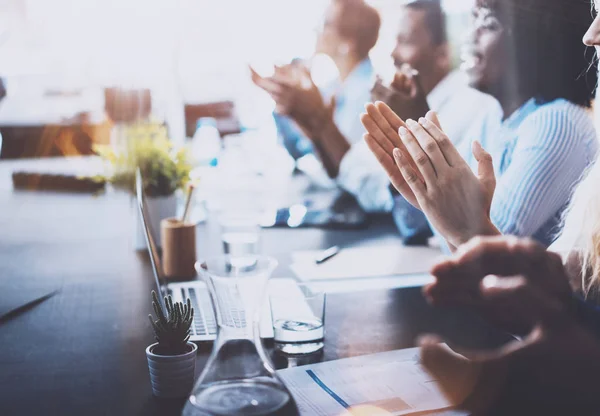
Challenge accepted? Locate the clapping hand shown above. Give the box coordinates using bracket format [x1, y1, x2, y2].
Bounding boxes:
[419, 237, 600, 415]
[425, 236, 573, 334]
[360, 103, 498, 248]
[249, 63, 334, 138]
[370, 64, 430, 123]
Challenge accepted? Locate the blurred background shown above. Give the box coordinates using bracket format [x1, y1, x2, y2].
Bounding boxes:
[0, 0, 473, 157]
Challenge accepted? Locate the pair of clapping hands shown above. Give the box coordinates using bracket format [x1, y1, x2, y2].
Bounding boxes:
[424, 236, 600, 414]
[362, 65, 498, 249]
[249, 61, 334, 139]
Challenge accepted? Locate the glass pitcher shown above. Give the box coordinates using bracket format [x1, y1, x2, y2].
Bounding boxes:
[183, 256, 298, 416]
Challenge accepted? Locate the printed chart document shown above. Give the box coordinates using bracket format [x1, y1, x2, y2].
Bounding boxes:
[290, 245, 443, 281]
[278, 347, 460, 416]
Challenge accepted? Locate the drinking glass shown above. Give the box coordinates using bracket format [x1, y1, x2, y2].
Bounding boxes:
[218, 212, 261, 270]
[270, 283, 326, 355]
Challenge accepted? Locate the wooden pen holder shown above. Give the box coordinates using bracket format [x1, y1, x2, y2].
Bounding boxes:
[160, 218, 196, 279]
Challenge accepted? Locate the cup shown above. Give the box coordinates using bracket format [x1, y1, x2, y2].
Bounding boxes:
[161, 218, 196, 279]
[218, 213, 261, 269]
[270, 283, 326, 355]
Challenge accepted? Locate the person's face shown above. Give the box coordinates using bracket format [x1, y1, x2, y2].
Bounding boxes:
[461, 6, 509, 93]
[315, 3, 346, 58]
[583, 1, 600, 55]
[391, 8, 439, 75]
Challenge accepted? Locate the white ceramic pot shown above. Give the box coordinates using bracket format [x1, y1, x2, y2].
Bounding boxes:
[146, 342, 197, 398]
[134, 193, 178, 251]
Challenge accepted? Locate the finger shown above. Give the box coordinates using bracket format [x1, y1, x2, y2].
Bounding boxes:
[393, 147, 427, 198]
[257, 77, 285, 96]
[432, 237, 563, 300]
[418, 337, 483, 407]
[392, 68, 411, 94]
[375, 101, 407, 132]
[409, 69, 426, 100]
[432, 236, 522, 278]
[364, 102, 403, 150]
[472, 141, 496, 198]
[249, 65, 266, 84]
[407, 118, 450, 171]
[428, 237, 525, 300]
[426, 110, 443, 129]
[360, 112, 398, 157]
[457, 237, 547, 280]
[480, 275, 568, 329]
[364, 134, 419, 207]
[423, 287, 481, 308]
[370, 80, 392, 103]
[399, 123, 438, 186]
[419, 114, 464, 166]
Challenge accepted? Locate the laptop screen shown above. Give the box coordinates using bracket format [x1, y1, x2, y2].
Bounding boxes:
[136, 169, 169, 309]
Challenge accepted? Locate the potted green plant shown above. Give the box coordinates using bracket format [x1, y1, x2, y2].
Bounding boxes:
[146, 290, 197, 398]
[94, 122, 192, 249]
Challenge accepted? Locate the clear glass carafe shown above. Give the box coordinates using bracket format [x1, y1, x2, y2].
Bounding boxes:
[183, 256, 298, 416]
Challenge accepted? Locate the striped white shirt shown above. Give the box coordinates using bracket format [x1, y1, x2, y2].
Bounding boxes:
[462, 98, 598, 247]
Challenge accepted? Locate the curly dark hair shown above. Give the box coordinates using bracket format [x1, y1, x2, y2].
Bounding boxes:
[476, 0, 597, 108]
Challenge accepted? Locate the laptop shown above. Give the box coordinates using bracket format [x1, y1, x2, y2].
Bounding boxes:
[136, 170, 274, 341]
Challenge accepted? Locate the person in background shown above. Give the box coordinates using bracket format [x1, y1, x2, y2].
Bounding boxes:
[250, 0, 380, 177]
[366, 0, 500, 244]
[372, 0, 499, 149]
[362, 0, 598, 249]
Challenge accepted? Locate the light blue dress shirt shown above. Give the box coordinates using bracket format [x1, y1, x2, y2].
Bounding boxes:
[455, 98, 597, 247]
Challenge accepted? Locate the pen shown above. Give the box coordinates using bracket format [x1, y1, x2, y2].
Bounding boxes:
[0, 289, 59, 325]
[315, 246, 340, 265]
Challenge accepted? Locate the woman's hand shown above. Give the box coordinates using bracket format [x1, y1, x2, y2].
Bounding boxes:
[360, 101, 424, 208]
[424, 236, 574, 334]
[420, 274, 600, 415]
[394, 111, 498, 247]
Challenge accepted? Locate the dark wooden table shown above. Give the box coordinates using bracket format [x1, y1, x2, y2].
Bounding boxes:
[0, 158, 511, 416]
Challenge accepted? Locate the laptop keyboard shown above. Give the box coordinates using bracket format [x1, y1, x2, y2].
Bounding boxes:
[169, 284, 249, 338]
[186, 287, 217, 336]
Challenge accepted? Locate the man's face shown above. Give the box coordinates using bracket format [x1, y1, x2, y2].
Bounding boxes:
[391, 8, 438, 75]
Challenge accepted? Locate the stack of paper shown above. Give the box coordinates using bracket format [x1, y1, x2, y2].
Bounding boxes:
[290, 245, 443, 281]
[278, 347, 461, 416]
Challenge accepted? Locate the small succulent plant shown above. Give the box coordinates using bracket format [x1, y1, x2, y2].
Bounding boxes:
[148, 290, 194, 355]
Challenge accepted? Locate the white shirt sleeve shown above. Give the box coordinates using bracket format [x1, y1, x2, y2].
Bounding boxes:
[337, 140, 393, 213]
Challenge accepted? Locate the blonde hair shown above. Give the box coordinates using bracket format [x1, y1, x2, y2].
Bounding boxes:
[561, 158, 600, 296]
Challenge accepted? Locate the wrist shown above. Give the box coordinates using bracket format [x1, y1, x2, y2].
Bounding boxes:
[303, 109, 334, 141]
[454, 217, 500, 248]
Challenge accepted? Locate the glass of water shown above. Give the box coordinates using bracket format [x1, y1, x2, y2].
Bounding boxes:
[270, 283, 325, 355]
[218, 212, 261, 269]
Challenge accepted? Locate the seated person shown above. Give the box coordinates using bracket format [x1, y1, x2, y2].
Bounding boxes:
[252, 0, 497, 214]
[373, 6, 600, 411]
[251, 0, 379, 173]
[372, 0, 499, 149]
[368, 0, 500, 242]
[362, 0, 597, 248]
